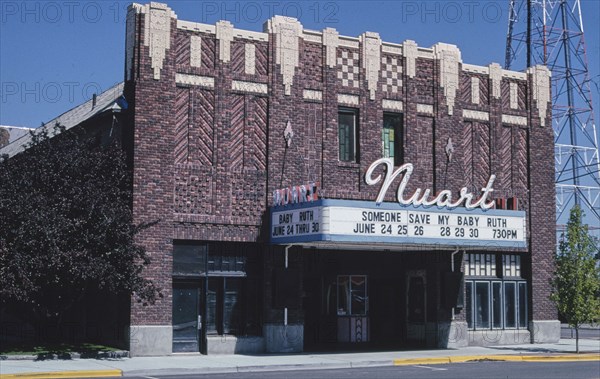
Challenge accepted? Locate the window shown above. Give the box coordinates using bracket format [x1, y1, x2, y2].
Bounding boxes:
[504, 282, 516, 328]
[474, 282, 490, 328]
[465, 253, 527, 330]
[492, 282, 502, 328]
[382, 113, 403, 166]
[503, 255, 521, 277]
[172, 242, 261, 337]
[518, 282, 528, 328]
[338, 108, 359, 162]
[206, 277, 248, 335]
[173, 244, 207, 276]
[465, 253, 496, 276]
[205, 276, 261, 336]
[337, 275, 368, 316]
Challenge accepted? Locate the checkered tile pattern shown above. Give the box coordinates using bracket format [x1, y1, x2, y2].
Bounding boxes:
[381, 56, 402, 93]
[337, 50, 360, 88]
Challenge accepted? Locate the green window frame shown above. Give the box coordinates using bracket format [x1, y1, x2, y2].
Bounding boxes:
[382, 113, 403, 166]
[338, 108, 359, 162]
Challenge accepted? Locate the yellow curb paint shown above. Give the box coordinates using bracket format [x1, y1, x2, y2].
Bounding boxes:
[394, 354, 600, 366]
[394, 357, 451, 366]
[448, 355, 523, 363]
[0, 369, 122, 379]
[521, 354, 600, 362]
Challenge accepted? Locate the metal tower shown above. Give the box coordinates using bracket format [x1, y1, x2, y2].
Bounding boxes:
[505, 0, 600, 235]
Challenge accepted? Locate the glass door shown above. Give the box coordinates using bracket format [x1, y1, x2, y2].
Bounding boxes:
[172, 282, 202, 353]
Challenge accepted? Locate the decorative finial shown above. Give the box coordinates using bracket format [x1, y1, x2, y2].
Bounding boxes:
[284, 120, 294, 148]
[445, 137, 454, 162]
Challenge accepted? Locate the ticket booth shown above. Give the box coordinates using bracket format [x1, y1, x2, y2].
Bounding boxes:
[336, 275, 369, 343]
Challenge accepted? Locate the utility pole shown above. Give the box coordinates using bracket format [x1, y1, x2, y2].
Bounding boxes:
[505, 0, 600, 237]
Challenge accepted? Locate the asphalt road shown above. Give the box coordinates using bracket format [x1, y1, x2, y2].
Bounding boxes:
[79, 361, 600, 379]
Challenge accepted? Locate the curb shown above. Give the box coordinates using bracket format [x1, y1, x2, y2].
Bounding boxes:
[0, 370, 122, 379]
[1, 353, 597, 378]
[394, 353, 600, 366]
[126, 362, 358, 377]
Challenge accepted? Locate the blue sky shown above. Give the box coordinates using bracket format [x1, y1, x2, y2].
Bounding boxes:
[1, 0, 598, 129]
[1, 1, 599, 231]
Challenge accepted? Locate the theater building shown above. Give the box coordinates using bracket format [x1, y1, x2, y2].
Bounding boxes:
[37, 2, 563, 355]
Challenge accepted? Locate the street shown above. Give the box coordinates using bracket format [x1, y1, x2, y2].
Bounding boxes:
[75, 361, 600, 379]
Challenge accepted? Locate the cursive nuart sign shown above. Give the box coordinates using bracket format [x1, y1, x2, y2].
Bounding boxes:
[365, 158, 496, 210]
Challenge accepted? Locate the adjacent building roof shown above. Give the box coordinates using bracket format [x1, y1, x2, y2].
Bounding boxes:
[0, 82, 125, 158]
[0, 126, 35, 148]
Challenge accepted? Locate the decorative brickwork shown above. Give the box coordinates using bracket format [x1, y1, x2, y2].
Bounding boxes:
[300, 42, 323, 83]
[303, 89, 322, 101]
[216, 20, 233, 63]
[434, 43, 461, 115]
[174, 87, 190, 164]
[322, 28, 339, 68]
[267, 16, 302, 95]
[528, 65, 551, 126]
[190, 36, 201, 67]
[461, 121, 474, 189]
[403, 40, 418, 78]
[201, 34, 216, 70]
[230, 40, 246, 75]
[174, 31, 189, 67]
[337, 49, 360, 88]
[142, 2, 175, 79]
[254, 41, 269, 76]
[471, 77, 480, 104]
[175, 73, 214, 88]
[497, 125, 513, 194]
[381, 55, 402, 94]
[231, 171, 268, 218]
[360, 32, 381, 100]
[463, 109, 489, 121]
[245, 43, 256, 75]
[190, 89, 215, 165]
[489, 63, 502, 99]
[473, 122, 492, 191]
[174, 170, 213, 215]
[382, 99, 403, 112]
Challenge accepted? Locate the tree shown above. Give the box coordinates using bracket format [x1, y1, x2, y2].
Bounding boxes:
[0, 124, 159, 339]
[551, 205, 600, 353]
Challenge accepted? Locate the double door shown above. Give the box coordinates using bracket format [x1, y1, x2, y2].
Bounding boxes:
[173, 277, 245, 353]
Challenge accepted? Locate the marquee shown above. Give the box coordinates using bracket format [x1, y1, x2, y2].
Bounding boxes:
[270, 199, 527, 250]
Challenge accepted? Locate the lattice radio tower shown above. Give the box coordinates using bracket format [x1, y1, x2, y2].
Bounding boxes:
[505, 0, 600, 236]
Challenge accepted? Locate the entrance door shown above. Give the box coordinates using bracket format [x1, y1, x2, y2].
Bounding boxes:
[406, 271, 426, 345]
[172, 282, 203, 353]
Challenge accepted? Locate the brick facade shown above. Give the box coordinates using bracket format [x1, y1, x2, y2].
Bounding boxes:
[124, 2, 556, 354]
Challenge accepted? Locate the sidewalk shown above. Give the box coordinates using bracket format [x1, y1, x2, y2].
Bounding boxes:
[1, 339, 598, 379]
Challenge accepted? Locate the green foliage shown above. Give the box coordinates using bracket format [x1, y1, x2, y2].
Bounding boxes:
[1, 342, 120, 356]
[551, 205, 600, 330]
[0, 124, 159, 324]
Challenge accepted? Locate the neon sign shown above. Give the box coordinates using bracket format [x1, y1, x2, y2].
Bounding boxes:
[272, 182, 319, 207]
[365, 158, 496, 210]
